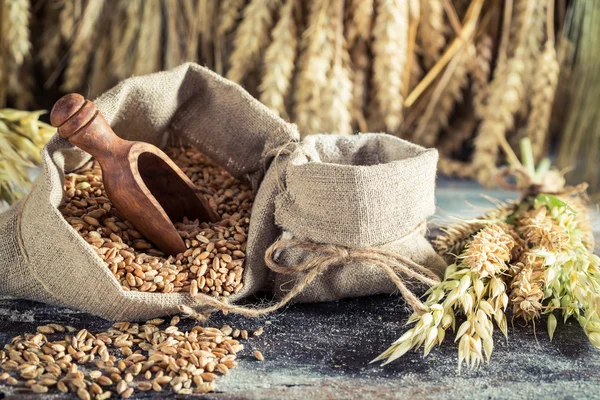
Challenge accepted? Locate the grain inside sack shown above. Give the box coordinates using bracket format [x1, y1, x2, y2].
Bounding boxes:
[60, 147, 252, 298]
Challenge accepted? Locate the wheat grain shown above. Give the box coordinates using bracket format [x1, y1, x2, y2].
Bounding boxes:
[371, 0, 408, 132]
[471, 35, 493, 119]
[259, 0, 297, 118]
[418, 0, 445, 70]
[294, 0, 337, 135]
[133, 0, 162, 75]
[62, 0, 105, 91]
[60, 147, 252, 297]
[226, 0, 280, 84]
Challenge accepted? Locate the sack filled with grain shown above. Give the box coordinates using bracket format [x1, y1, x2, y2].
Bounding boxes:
[0, 63, 445, 320]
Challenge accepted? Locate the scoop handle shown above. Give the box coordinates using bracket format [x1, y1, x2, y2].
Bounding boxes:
[50, 93, 128, 162]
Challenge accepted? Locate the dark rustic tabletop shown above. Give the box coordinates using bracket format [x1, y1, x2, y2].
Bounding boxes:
[1, 181, 599, 400]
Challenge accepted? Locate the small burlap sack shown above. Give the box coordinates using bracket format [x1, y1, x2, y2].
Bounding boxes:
[0, 63, 445, 320]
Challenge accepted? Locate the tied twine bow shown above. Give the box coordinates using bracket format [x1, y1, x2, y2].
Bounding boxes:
[184, 221, 441, 319]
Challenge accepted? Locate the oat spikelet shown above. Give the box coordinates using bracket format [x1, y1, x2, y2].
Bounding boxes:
[133, 0, 162, 76]
[294, 0, 337, 135]
[346, 0, 374, 45]
[434, 203, 518, 263]
[226, 0, 281, 84]
[413, 44, 475, 147]
[372, 0, 408, 132]
[526, 41, 559, 161]
[5, 0, 30, 66]
[259, 0, 297, 118]
[509, 253, 545, 322]
[62, 0, 105, 91]
[418, 0, 445, 69]
[471, 35, 493, 119]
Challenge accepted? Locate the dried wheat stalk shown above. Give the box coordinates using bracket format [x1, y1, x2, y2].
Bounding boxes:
[226, 0, 280, 84]
[418, 0, 446, 70]
[372, 0, 408, 132]
[164, 0, 183, 70]
[471, 0, 535, 183]
[259, 0, 297, 118]
[413, 43, 475, 148]
[62, 0, 105, 91]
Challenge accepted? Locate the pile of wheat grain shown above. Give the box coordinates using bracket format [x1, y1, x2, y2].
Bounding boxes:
[59, 146, 253, 297]
[0, 318, 266, 397]
[1, 0, 573, 188]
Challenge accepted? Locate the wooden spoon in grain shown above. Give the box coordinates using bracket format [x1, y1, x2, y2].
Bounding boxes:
[50, 93, 219, 255]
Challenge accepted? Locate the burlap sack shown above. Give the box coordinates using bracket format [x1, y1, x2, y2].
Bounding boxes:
[0, 63, 445, 320]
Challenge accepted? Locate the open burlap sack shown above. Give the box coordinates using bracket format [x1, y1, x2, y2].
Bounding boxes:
[0, 63, 445, 320]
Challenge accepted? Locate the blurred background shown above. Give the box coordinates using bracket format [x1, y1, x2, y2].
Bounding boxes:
[0, 0, 598, 205]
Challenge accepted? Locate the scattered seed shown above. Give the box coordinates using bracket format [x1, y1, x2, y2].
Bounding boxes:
[253, 327, 264, 337]
[254, 351, 264, 361]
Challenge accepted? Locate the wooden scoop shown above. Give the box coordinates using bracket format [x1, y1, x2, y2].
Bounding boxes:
[50, 93, 219, 255]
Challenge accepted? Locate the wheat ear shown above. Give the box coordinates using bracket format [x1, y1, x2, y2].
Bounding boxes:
[294, 0, 337, 135]
[109, 0, 142, 81]
[38, 0, 64, 73]
[218, 0, 247, 37]
[372, 0, 408, 132]
[226, 0, 281, 84]
[346, 0, 374, 46]
[526, 41, 559, 161]
[350, 40, 370, 133]
[62, 0, 105, 91]
[418, 0, 445, 70]
[413, 44, 475, 147]
[470, 35, 493, 119]
[259, 0, 297, 118]
[7, 0, 30, 66]
[320, 0, 353, 135]
[133, 0, 162, 76]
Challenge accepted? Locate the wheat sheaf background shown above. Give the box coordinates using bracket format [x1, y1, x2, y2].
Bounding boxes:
[0, 0, 598, 204]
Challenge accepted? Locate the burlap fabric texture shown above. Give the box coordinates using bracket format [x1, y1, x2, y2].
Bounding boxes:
[0, 63, 445, 320]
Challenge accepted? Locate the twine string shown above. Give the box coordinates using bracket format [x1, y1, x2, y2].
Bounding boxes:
[183, 221, 441, 318]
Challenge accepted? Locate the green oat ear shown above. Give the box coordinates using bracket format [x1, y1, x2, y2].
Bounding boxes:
[534, 193, 576, 214]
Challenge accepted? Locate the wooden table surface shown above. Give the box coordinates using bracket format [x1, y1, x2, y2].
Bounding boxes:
[1, 180, 599, 400]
